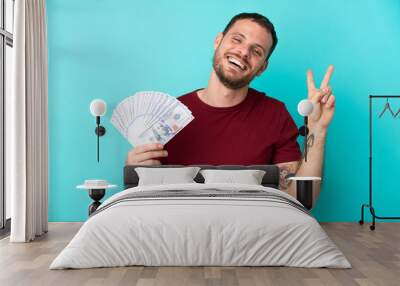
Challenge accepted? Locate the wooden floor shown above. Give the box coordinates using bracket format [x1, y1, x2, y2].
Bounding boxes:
[0, 223, 399, 286]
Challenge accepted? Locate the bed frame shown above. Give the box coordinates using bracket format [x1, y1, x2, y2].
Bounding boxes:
[124, 165, 280, 189]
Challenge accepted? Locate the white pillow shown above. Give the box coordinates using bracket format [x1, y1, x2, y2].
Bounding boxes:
[135, 167, 200, 186]
[200, 169, 266, 185]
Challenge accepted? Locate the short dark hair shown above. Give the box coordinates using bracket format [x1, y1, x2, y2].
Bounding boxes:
[222, 12, 278, 61]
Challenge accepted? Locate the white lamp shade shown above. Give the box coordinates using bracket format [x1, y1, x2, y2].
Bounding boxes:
[297, 99, 314, 116]
[90, 99, 107, 117]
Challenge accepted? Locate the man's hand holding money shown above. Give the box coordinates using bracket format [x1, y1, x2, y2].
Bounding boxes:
[126, 143, 168, 165]
[111, 91, 193, 166]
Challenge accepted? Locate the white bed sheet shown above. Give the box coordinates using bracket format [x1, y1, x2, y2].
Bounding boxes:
[50, 183, 351, 269]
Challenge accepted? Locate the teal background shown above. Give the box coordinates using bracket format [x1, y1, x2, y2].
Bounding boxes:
[46, 0, 400, 222]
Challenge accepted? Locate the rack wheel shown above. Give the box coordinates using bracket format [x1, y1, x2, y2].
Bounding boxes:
[370, 225, 375, 231]
[359, 220, 364, 225]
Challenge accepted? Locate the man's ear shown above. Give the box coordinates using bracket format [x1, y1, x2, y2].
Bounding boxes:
[214, 32, 223, 50]
[256, 61, 269, 76]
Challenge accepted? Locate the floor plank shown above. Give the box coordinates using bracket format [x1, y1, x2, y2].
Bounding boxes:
[0, 222, 399, 286]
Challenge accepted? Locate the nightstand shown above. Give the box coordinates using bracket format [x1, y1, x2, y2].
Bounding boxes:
[77, 180, 117, 215]
[288, 176, 321, 210]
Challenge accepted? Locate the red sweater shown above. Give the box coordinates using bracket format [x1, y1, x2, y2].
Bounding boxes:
[162, 88, 301, 165]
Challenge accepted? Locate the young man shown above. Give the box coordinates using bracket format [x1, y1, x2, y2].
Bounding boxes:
[126, 13, 335, 205]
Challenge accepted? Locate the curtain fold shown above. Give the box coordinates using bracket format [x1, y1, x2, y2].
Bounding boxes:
[9, 0, 48, 242]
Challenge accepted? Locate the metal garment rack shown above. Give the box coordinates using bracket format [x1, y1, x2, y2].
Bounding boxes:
[359, 95, 400, 230]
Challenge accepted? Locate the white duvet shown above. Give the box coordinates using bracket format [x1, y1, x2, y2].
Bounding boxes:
[50, 183, 351, 269]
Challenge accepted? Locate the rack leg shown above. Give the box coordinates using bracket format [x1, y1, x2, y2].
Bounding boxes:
[359, 204, 367, 225]
[370, 207, 376, 231]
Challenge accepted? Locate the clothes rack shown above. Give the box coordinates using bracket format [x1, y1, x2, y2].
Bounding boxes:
[359, 95, 400, 230]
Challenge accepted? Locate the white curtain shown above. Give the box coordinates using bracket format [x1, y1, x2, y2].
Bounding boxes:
[8, 0, 48, 242]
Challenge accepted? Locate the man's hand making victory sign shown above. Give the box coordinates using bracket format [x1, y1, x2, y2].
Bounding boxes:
[306, 65, 336, 132]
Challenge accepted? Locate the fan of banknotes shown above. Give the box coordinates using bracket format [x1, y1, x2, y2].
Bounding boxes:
[110, 91, 194, 146]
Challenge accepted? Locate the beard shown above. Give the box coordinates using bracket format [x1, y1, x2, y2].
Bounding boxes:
[212, 49, 261, 90]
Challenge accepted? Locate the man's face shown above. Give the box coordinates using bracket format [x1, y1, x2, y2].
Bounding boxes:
[213, 19, 274, 89]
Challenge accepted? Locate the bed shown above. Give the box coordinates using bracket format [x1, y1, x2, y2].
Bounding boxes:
[50, 165, 351, 269]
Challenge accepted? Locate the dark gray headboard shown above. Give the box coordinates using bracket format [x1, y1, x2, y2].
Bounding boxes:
[124, 165, 280, 189]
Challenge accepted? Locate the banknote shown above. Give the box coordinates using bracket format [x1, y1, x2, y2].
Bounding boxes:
[111, 91, 194, 147]
[132, 104, 194, 146]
